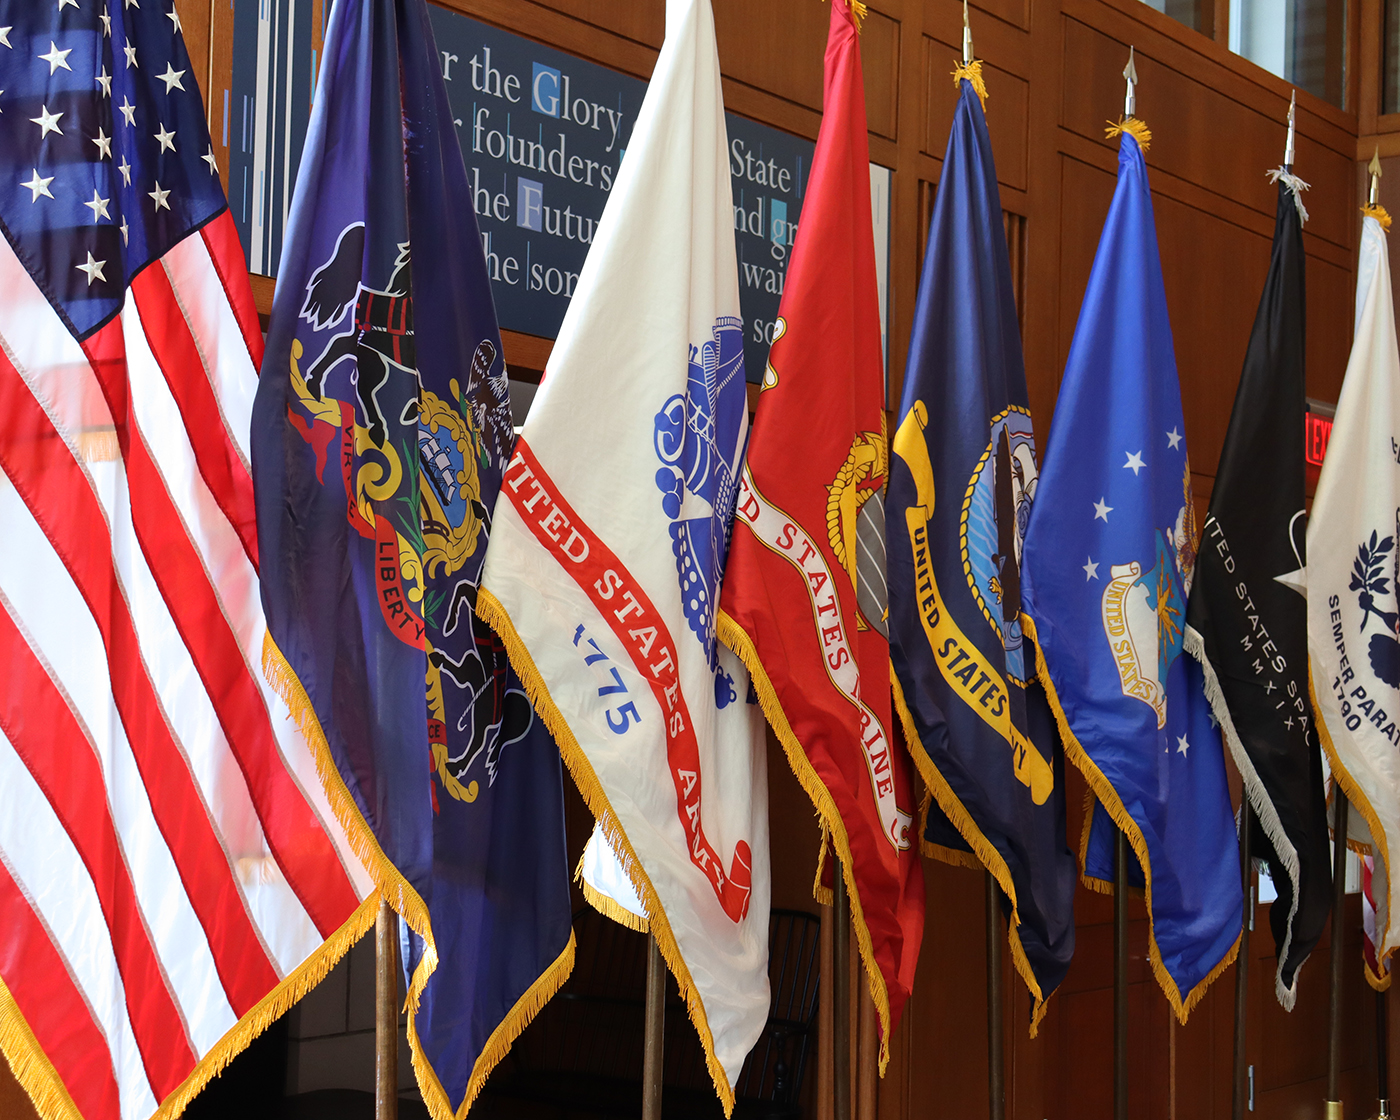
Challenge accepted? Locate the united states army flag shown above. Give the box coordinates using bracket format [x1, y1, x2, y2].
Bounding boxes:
[1308, 205, 1400, 979]
[476, 0, 770, 1109]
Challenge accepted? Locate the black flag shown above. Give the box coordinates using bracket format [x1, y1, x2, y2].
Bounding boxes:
[1185, 175, 1331, 1008]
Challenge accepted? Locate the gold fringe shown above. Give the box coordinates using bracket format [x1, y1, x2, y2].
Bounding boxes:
[0, 977, 83, 1120]
[579, 869, 650, 933]
[419, 933, 577, 1120]
[1105, 117, 1152, 152]
[951, 59, 988, 111]
[718, 611, 896, 1073]
[1310, 667, 1397, 983]
[476, 587, 738, 1116]
[891, 670, 1052, 1034]
[923, 842, 984, 871]
[1366, 959, 1393, 993]
[260, 635, 449, 1117]
[1363, 204, 1393, 232]
[849, 0, 867, 30]
[1021, 613, 1240, 1023]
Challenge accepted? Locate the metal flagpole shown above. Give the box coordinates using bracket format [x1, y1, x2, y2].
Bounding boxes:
[1114, 827, 1129, 1120]
[833, 861, 852, 1120]
[375, 898, 399, 1120]
[1377, 986, 1391, 1120]
[1326, 789, 1350, 1120]
[985, 872, 1005, 1120]
[1232, 798, 1252, 1120]
[642, 933, 666, 1120]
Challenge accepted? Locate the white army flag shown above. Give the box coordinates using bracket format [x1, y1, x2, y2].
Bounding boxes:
[476, 0, 771, 1106]
[1309, 209, 1400, 975]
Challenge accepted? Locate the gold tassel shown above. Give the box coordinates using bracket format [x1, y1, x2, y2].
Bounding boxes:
[1105, 117, 1152, 152]
[951, 59, 989, 111]
[849, 0, 867, 30]
[1363, 203, 1393, 232]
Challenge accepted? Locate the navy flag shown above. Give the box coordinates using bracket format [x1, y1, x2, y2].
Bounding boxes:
[251, 0, 574, 1113]
[1020, 120, 1243, 1018]
[888, 68, 1076, 1029]
[1185, 172, 1330, 1009]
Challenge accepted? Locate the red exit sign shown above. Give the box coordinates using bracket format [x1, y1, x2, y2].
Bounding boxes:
[1305, 410, 1333, 466]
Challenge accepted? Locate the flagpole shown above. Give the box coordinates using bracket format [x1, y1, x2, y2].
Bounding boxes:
[1114, 827, 1128, 1120]
[833, 861, 852, 1120]
[642, 933, 666, 1120]
[1326, 789, 1350, 1119]
[1231, 798, 1252, 1120]
[375, 898, 399, 1120]
[985, 872, 1005, 1120]
[1377, 986, 1391, 1119]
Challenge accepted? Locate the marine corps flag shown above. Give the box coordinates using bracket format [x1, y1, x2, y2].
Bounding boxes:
[251, 0, 574, 1114]
[1184, 172, 1330, 1008]
[476, 0, 771, 1107]
[1308, 203, 1400, 979]
[1020, 120, 1243, 1018]
[887, 66, 1076, 1030]
[719, 0, 925, 1064]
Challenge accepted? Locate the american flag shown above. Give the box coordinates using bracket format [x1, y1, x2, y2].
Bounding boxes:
[1364, 853, 1392, 990]
[0, 3, 375, 1119]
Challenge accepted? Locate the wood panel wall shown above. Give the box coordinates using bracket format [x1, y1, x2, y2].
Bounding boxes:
[112, 0, 1393, 1118]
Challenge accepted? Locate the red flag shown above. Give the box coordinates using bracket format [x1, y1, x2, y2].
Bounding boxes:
[718, 0, 924, 1065]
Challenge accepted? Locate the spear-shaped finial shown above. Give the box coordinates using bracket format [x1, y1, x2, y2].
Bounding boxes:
[1123, 46, 1138, 119]
[1371, 147, 1383, 207]
[1284, 90, 1296, 169]
[962, 0, 973, 65]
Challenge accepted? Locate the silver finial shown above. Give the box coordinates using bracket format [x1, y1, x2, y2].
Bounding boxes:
[1284, 91, 1296, 169]
[1370, 147, 1383, 207]
[962, 0, 973, 65]
[1123, 46, 1138, 119]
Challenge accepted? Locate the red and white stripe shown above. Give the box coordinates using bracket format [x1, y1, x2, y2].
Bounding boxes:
[0, 212, 374, 1120]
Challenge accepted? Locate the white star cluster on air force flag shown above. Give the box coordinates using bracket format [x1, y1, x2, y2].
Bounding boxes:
[0, 0, 225, 339]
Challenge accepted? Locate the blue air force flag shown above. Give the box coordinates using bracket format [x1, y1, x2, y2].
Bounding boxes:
[251, 0, 574, 1112]
[1020, 123, 1243, 1019]
[887, 72, 1075, 1031]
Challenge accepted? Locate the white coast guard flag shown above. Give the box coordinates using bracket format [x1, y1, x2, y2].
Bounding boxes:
[477, 0, 770, 1106]
[1309, 210, 1400, 976]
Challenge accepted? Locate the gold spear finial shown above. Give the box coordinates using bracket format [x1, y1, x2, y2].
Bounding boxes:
[1123, 46, 1138, 119]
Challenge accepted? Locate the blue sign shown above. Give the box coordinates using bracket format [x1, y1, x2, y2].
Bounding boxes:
[225, 3, 884, 383]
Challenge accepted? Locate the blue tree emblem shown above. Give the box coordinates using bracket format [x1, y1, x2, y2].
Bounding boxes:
[653, 316, 748, 666]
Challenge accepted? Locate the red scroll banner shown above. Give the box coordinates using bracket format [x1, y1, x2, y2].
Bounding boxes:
[501, 439, 752, 922]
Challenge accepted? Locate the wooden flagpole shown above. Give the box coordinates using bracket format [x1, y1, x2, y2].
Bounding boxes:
[985, 872, 1005, 1120]
[375, 898, 399, 1120]
[833, 862, 852, 1120]
[1232, 798, 1252, 1120]
[1376, 987, 1391, 1120]
[642, 933, 666, 1120]
[1114, 827, 1128, 1120]
[1326, 789, 1350, 1120]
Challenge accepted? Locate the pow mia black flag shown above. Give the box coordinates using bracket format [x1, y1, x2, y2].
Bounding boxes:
[1185, 173, 1331, 1008]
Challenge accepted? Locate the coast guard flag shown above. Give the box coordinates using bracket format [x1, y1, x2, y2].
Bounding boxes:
[0, 1, 380, 1119]
[476, 0, 771, 1107]
[251, 0, 574, 1114]
[887, 68, 1075, 1030]
[1021, 122, 1243, 1019]
[720, 0, 925, 1066]
[1307, 205, 1400, 981]
[1184, 172, 1330, 1009]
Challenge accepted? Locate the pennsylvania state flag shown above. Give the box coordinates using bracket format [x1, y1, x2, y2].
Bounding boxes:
[887, 68, 1075, 1031]
[1020, 121, 1243, 1019]
[251, 0, 574, 1114]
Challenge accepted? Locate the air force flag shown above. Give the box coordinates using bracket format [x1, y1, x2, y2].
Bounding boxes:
[1020, 122, 1243, 1019]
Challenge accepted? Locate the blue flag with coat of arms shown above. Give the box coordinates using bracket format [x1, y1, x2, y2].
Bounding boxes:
[250, 0, 575, 1113]
[1020, 122, 1242, 1018]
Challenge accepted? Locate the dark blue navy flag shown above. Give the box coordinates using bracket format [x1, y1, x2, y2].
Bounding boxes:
[887, 70, 1075, 1030]
[1021, 121, 1242, 1019]
[251, 0, 574, 1112]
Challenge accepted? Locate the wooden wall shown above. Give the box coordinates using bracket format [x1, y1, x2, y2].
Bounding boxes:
[45, 0, 1382, 1119]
